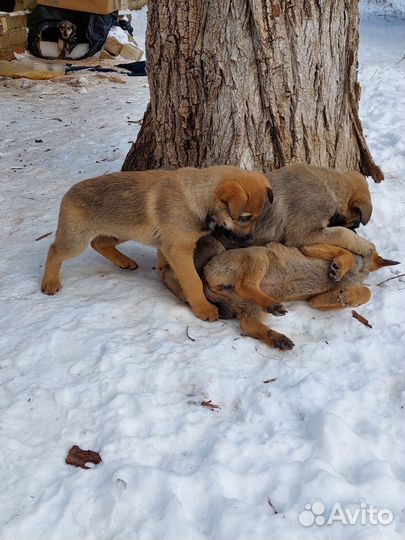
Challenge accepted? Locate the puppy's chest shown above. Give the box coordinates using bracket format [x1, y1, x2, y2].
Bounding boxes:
[126, 222, 161, 247]
[259, 274, 284, 299]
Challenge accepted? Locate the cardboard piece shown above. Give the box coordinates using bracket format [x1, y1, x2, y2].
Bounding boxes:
[37, 0, 125, 15]
[0, 10, 28, 60]
[14, 0, 37, 9]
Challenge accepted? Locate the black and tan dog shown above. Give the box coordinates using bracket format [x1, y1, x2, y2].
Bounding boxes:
[40, 166, 272, 321]
[57, 20, 77, 58]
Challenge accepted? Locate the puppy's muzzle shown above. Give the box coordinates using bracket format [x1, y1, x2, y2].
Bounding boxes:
[348, 221, 361, 233]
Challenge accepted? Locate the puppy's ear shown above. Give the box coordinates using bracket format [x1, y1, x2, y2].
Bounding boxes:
[369, 253, 400, 272]
[217, 182, 248, 219]
[350, 196, 372, 225]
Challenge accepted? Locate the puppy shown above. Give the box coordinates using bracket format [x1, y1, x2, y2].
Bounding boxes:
[254, 163, 374, 254]
[160, 163, 376, 300]
[200, 239, 399, 349]
[40, 165, 272, 321]
[57, 20, 77, 58]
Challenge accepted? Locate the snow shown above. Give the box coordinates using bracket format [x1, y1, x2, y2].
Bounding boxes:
[129, 5, 147, 55]
[0, 11, 404, 540]
[361, 0, 405, 17]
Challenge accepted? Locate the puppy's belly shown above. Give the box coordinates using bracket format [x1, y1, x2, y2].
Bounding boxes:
[95, 222, 161, 248]
[260, 278, 284, 301]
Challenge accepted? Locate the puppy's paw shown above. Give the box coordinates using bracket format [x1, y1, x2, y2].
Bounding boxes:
[41, 279, 61, 295]
[115, 254, 138, 270]
[192, 302, 219, 322]
[266, 303, 288, 316]
[355, 239, 376, 257]
[329, 260, 342, 281]
[266, 330, 295, 351]
[119, 261, 138, 270]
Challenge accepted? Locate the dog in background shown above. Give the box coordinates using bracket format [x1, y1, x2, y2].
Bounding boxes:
[40, 166, 272, 321]
[57, 20, 77, 58]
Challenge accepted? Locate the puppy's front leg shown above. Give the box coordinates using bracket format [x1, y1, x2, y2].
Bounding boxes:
[163, 238, 219, 322]
[158, 250, 186, 301]
[239, 309, 294, 351]
[234, 254, 285, 313]
[305, 228, 375, 257]
[301, 244, 356, 281]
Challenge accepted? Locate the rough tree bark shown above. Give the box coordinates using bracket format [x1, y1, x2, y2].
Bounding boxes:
[122, 0, 383, 182]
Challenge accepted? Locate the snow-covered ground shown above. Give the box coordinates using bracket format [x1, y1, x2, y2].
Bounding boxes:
[0, 9, 404, 540]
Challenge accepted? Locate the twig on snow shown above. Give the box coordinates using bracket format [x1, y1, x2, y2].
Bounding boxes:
[186, 325, 196, 342]
[255, 346, 289, 368]
[35, 232, 52, 241]
[351, 310, 372, 329]
[267, 498, 278, 514]
[396, 52, 405, 64]
[376, 273, 405, 287]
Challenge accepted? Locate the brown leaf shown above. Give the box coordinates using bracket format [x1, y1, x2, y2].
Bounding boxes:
[65, 445, 102, 469]
[201, 400, 221, 411]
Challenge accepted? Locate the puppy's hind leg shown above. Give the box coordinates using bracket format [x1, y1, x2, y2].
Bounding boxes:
[234, 254, 285, 314]
[41, 203, 92, 295]
[301, 244, 356, 281]
[308, 285, 371, 310]
[158, 251, 186, 302]
[91, 236, 138, 270]
[239, 307, 295, 351]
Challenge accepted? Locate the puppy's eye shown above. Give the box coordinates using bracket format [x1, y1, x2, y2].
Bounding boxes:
[238, 215, 252, 223]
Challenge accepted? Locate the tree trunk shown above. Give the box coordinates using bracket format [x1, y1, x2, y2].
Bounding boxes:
[122, 0, 383, 182]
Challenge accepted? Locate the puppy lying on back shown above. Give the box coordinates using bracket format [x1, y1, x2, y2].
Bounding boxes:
[162, 236, 398, 349]
[41, 166, 272, 321]
[201, 239, 399, 350]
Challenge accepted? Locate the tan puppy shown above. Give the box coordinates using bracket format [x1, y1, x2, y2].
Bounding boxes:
[200, 239, 399, 349]
[40, 165, 272, 321]
[254, 163, 374, 254]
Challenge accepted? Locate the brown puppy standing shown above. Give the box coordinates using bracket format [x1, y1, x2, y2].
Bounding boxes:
[41, 165, 272, 321]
